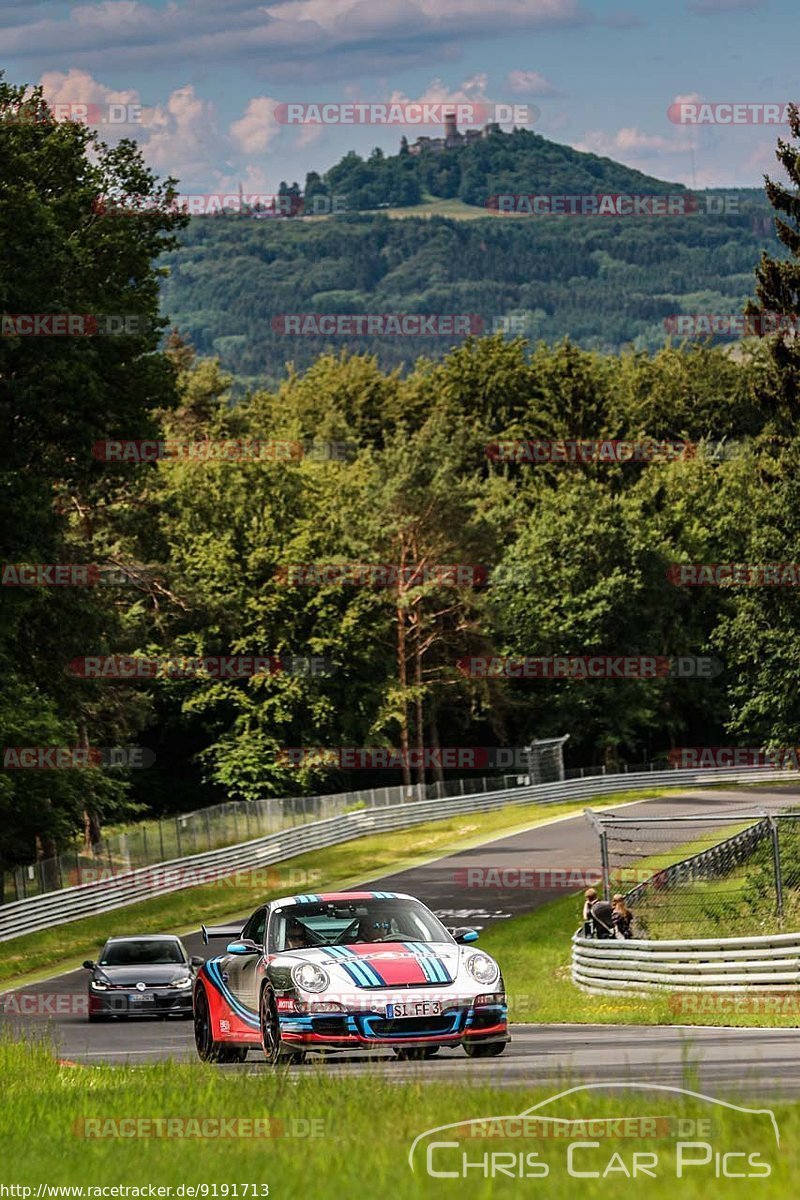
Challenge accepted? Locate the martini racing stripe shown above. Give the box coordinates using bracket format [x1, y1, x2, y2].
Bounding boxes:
[349, 943, 428, 986]
[292, 893, 321, 904]
[325, 945, 385, 987]
[403, 942, 452, 984]
[203, 960, 259, 1027]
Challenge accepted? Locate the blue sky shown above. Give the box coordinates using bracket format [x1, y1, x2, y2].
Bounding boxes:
[0, 0, 796, 193]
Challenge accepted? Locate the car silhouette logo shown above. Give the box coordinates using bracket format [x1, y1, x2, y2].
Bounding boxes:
[135, 982, 146, 991]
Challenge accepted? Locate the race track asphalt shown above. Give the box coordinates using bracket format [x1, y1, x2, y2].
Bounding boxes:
[3, 785, 798, 1095]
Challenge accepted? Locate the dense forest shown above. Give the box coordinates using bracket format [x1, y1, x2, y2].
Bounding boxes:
[4, 76, 800, 883]
[161, 203, 779, 384]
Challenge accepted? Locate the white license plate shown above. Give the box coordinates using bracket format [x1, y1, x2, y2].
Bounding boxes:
[386, 1001, 442, 1019]
[129, 993, 154, 1002]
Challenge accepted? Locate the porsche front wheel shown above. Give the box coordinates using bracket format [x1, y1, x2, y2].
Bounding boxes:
[194, 985, 248, 1063]
[463, 1040, 506, 1058]
[259, 987, 305, 1065]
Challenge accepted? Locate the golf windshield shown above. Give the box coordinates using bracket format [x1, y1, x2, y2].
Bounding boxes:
[270, 898, 453, 952]
[100, 939, 186, 966]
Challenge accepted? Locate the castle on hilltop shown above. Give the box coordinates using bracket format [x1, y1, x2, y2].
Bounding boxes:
[407, 112, 501, 156]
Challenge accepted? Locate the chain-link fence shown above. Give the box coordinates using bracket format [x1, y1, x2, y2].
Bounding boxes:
[0, 744, 674, 906]
[588, 809, 800, 939]
[1, 771, 531, 905]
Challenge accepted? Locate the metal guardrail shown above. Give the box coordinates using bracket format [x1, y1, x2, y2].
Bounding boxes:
[0, 765, 795, 942]
[572, 928, 800, 995]
[3, 772, 527, 903]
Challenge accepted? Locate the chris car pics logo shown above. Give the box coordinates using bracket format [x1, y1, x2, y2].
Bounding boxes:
[408, 1083, 779, 1181]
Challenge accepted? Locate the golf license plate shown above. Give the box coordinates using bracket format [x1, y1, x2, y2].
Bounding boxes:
[386, 1000, 442, 1019]
[129, 993, 154, 1002]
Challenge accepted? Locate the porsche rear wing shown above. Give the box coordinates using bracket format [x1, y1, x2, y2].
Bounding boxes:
[201, 922, 244, 945]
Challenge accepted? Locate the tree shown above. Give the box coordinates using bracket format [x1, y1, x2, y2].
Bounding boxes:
[0, 74, 187, 872]
[747, 103, 800, 433]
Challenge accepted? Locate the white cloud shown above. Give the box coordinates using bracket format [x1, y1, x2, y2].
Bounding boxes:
[574, 125, 698, 157]
[0, 0, 591, 76]
[139, 86, 229, 185]
[229, 96, 283, 155]
[39, 66, 138, 107]
[506, 69, 560, 96]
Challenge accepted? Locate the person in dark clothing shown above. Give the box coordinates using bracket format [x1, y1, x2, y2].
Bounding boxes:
[581, 888, 598, 936]
[611, 894, 633, 939]
[590, 899, 614, 939]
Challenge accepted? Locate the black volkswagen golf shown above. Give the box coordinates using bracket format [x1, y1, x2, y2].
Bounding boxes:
[83, 934, 204, 1021]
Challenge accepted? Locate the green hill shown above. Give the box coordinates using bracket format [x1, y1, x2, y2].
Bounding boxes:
[158, 129, 780, 384]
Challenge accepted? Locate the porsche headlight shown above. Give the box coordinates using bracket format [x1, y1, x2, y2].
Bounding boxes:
[169, 976, 193, 989]
[291, 963, 329, 993]
[466, 952, 499, 986]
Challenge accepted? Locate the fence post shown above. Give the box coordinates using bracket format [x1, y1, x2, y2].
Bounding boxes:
[599, 828, 611, 899]
[769, 816, 784, 919]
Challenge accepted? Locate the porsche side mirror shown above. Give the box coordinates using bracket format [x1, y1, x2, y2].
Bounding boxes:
[226, 939, 260, 955]
[190, 955, 204, 968]
[455, 929, 479, 944]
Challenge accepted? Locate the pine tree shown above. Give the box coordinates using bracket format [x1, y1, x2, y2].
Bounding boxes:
[748, 103, 800, 430]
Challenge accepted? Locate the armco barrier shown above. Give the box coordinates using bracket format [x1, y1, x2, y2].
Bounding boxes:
[572, 928, 800, 995]
[0, 766, 794, 942]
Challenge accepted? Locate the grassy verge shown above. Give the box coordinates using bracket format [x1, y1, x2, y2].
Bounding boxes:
[0, 791, 666, 988]
[1, 1036, 795, 1197]
[479, 816, 800, 1029]
[480, 889, 800, 1028]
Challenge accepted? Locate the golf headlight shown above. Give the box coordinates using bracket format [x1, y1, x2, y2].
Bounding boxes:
[169, 976, 193, 989]
[466, 953, 499, 986]
[90, 978, 109, 991]
[291, 963, 329, 993]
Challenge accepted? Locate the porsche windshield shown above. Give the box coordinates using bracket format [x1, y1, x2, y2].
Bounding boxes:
[100, 939, 185, 966]
[270, 898, 452, 953]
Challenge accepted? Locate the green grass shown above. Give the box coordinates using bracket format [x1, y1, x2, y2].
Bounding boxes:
[0, 791, 666, 988]
[480, 888, 800, 1028]
[478, 816, 800, 1029]
[1, 1035, 795, 1198]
